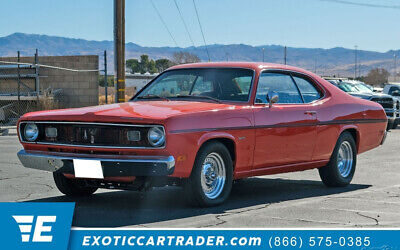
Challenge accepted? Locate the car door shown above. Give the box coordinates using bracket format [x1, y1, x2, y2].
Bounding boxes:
[253, 71, 320, 169]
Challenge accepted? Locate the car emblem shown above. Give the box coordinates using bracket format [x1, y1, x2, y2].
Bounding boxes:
[82, 128, 96, 144]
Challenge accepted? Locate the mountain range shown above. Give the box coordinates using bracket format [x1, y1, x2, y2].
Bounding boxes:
[1, 33, 399, 77]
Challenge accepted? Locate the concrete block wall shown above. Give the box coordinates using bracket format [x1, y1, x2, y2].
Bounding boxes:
[0, 55, 99, 108]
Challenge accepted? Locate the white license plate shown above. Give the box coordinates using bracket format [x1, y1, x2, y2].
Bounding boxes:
[73, 159, 104, 179]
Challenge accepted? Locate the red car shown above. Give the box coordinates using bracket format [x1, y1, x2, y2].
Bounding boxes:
[17, 62, 387, 207]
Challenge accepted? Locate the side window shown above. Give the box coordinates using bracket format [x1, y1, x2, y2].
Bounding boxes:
[292, 76, 321, 103]
[389, 86, 400, 95]
[256, 72, 302, 104]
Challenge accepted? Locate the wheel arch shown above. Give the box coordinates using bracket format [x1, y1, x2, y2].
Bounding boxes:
[339, 126, 359, 153]
[197, 133, 236, 168]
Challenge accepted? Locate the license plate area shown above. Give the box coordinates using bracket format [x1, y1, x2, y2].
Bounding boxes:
[73, 159, 104, 179]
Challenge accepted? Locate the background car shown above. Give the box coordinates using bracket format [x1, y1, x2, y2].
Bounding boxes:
[383, 83, 400, 129]
[328, 79, 398, 130]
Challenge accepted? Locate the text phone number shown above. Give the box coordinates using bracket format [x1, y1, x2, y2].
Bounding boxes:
[269, 236, 371, 248]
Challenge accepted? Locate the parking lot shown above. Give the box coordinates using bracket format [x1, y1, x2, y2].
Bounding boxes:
[1, 127, 399, 228]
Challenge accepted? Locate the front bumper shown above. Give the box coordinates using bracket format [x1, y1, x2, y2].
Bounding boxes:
[385, 109, 397, 120]
[17, 150, 175, 177]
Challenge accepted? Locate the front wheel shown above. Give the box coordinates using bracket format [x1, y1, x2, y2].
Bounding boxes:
[184, 142, 233, 207]
[53, 172, 98, 196]
[318, 132, 357, 187]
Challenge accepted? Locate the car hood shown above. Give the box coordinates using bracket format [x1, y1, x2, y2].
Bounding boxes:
[21, 101, 234, 123]
[348, 92, 393, 100]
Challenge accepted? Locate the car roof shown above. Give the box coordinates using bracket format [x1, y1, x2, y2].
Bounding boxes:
[167, 62, 313, 75]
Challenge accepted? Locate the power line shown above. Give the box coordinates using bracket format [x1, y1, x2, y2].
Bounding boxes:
[150, 0, 179, 47]
[192, 0, 210, 61]
[320, 0, 400, 9]
[173, 0, 195, 48]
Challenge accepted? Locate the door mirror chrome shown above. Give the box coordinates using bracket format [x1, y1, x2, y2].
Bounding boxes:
[267, 91, 279, 108]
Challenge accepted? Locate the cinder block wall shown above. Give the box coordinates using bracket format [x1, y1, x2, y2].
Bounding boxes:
[0, 55, 99, 108]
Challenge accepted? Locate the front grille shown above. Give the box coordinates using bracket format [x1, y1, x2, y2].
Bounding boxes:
[19, 122, 164, 148]
[370, 97, 394, 109]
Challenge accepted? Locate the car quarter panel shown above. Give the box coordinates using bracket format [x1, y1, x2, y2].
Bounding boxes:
[311, 82, 387, 161]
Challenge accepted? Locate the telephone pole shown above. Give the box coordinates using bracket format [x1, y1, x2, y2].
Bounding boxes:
[394, 54, 398, 82]
[114, 0, 125, 103]
[284, 46, 287, 65]
[262, 48, 265, 62]
[354, 45, 358, 79]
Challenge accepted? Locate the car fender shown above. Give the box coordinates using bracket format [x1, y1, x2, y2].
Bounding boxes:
[197, 131, 236, 149]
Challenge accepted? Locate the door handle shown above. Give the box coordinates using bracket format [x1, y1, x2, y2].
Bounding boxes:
[304, 111, 317, 115]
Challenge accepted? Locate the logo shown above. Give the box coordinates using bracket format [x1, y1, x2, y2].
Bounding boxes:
[12, 215, 56, 242]
[83, 128, 97, 144]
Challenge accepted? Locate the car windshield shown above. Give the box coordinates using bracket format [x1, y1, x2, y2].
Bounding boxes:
[337, 82, 359, 92]
[133, 68, 254, 102]
[354, 83, 373, 93]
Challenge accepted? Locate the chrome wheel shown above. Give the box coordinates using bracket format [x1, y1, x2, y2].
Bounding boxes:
[337, 141, 353, 178]
[200, 152, 226, 199]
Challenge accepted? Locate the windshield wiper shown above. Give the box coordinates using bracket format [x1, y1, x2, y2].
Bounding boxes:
[174, 95, 222, 103]
[136, 94, 170, 101]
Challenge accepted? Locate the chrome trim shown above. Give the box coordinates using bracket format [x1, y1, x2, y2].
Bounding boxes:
[18, 121, 166, 149]
[17, 150, 175, 172]
[381, 130, 388, 145]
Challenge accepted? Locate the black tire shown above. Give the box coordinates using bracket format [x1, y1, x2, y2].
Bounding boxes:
[392, 120, 399, 129]
[387, 120, 394, 131]
[53, 172, 98, 196]
[184, 141, 233, 207]
[318, 132, 357, 187]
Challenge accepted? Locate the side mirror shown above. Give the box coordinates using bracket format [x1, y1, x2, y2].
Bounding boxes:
[267, 91, 279, 108]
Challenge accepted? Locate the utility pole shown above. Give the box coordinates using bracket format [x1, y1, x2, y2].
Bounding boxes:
[262, 48, 265, 62]
[394, 53, 398, 82]
[314, 57, 317, 74]
[284, 46, 287, 65]
[114, 0, 125, 103]
[354, 45, 358, 79]
[104, 50, 108, 104]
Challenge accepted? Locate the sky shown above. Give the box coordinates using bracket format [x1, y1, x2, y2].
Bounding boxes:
[1, 0, 400, 52]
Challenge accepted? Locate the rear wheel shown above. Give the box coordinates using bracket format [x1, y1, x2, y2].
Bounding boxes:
[184, 142, 233, 207]
[53, 172, 98, 196]
[319, 132, 357, 187]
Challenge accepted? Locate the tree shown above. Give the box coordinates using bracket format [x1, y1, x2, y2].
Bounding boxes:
[126, 55, 174, 74]
[155, 58, 173, 72]
[98, 75, 114, 87]
[148, 60, 157, 74]
[126, 59, 139, 73]
[172, 52, 201, 64]
[139, 54, 150, 74]
[364, 68, 390, 86]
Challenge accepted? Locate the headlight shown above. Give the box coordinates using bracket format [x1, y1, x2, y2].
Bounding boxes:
[147, 127, 165, 147]
[24, 123, 39, 141]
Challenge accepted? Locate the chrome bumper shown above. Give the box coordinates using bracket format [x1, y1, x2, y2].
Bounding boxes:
[381, 131, 388, 145]
[17, 150, 175, 176]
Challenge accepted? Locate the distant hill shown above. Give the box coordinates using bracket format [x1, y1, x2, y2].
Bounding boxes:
[1, 33, 399, 77]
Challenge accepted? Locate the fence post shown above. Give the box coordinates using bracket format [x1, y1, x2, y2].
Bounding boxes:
[17, 51, 20, 102]
[34, 49, 40, 100]
[17, 51, 21, 115]
[104, 50, 108, 104]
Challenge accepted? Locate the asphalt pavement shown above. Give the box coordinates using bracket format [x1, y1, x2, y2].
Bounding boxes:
[1, 128, 399, 228]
